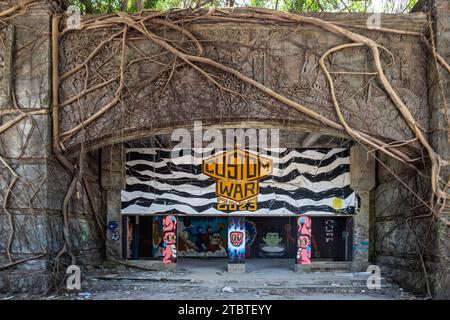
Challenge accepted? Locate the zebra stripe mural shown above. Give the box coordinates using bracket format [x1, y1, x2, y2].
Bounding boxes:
[121, 147, 358, 216]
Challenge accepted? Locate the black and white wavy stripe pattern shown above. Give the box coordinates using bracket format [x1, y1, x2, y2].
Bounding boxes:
[121, 148, 358, 215]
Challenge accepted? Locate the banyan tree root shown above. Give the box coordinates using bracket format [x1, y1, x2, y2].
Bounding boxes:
[56, 9, 450, 222]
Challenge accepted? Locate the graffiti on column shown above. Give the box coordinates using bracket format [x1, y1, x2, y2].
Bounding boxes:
[297, 216, 312, 264]
[162, 215, 177, 264]
[228, 217, 245, 263]
[107, 221, 120, 241]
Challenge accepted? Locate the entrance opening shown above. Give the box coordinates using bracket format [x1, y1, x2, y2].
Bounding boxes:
[122, 215, 353, 270]
[312, 217, 353, 262]
[123, 216, 154, 260]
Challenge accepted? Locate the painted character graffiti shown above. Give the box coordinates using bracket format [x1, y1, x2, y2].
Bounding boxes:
[207, 231, 226, 252]
[228, 217, 245, 264]
[186, 225, 208, 252]
[297, 216, 312, 265]
[162, 215, 177, 264]
[178, 217, 227, 257]
[259, 227, 286, 258]
[178, 228, 198, 252]
[230, 231, 244, 247]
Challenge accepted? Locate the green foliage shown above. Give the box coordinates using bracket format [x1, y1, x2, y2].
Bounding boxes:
[67, 0, 419, 14]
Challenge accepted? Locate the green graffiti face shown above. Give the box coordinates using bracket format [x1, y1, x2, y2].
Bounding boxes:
[262, 232, 282, 246]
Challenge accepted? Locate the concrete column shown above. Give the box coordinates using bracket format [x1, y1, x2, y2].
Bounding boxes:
[350, 145, 376, 271]
[294, 216, 312, 272]
[162, 215, 177, 265]
[101, 144, 124, 260]
[227, 216, 245, 273]
[0, 6, 64, 293]
[428, 0, 450, 300]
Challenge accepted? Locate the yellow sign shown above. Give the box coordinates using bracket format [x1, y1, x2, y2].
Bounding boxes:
[202, 148, 272, 211]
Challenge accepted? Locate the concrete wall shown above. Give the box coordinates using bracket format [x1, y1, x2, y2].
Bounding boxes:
[374, 154, 432, 295]
[428, 0, 450, 300]
[58, 11, 429, 154]
[0, 3, 105, 294]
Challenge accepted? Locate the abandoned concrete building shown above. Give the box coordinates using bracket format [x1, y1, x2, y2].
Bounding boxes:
[0, 0, 449, 299]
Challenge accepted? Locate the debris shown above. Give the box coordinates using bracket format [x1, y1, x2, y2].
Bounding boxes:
[331, 283, 340, 287]
[221, 286, 234, 293]
[78, 292, 92, 298]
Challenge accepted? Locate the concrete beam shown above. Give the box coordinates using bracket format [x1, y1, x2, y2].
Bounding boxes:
[302, 133, 321, 147]
[350, 145, 376, 192]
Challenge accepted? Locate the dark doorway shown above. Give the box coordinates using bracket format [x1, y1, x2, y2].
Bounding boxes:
[124, 216, 154, 260]
[312, 217, 353, 261]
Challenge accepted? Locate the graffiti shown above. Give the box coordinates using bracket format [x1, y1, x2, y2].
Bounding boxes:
[230, 231, 244, 246]
[107, 221, 120, 241]
[127, 218, 133, 259]
[353, 241, 369, 252]
[228, 217, 245, 263]
[259, 227, 286, 258]
[202, 148, 272, 212]
[245, 217, 296, 258]
[79, 221, 90, 244]
[325, 219, 334, 243]
[178, 217, 227, 257]
[297, 216, 312, 265]
[162, 215, 177, 264]
[245, 220, 257, 257]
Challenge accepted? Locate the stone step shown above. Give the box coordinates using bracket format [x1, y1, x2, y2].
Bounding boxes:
[85, 281, 396, 294]
[89, 276, 394, 289]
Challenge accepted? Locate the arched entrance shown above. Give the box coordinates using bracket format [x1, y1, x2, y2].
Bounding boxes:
[112, 127, 365, 274]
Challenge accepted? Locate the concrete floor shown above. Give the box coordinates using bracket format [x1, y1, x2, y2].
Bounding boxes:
[0, 258, 419, 300]
[178, 257, 295, 273]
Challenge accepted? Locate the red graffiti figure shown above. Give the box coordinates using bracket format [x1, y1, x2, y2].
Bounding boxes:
[297, 216, 312, 265]
[163, 215, 177, 264]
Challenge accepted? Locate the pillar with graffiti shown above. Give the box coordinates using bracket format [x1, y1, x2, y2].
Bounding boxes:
[296, 216, 312, 266]
[228, 217, 246, 272]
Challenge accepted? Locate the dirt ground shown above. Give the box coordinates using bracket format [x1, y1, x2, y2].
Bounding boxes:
[1, 259, 420, 300]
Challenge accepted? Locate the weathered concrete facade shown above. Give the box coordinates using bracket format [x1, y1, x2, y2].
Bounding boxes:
[0, 2, 105, 293]
[58, 11, 429, 153]
[427, 0, 450, 299]
[0, 0, 448, 299]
